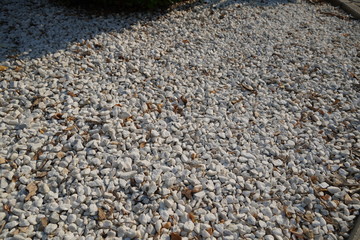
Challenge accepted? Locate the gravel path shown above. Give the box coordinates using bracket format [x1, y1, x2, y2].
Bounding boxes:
[1, 0, 360, 239]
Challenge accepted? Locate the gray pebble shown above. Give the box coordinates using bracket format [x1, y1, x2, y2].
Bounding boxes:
[328, 186, 341, 194]
[44, 223, 58, 234]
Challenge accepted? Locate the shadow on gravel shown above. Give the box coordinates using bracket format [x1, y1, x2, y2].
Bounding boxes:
[0, 0, 298, 62]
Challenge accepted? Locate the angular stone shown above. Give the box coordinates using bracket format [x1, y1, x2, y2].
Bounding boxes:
[49, 212, 60, 223]
[89, 204, 98, 215]
[328, 186, 341, 194]
[0, 212, 6, 221]
[72, 139, 84, 151]
[44, 223, 58, 234]
[119, 112, 131, 119]
[183, 221, 195, 231]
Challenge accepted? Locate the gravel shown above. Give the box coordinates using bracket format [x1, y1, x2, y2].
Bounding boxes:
[0, 0, 360, 239]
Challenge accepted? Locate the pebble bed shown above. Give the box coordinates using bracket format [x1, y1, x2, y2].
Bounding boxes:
[1, 0, 360, 239]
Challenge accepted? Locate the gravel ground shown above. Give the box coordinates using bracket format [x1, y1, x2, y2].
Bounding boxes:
[1, 0, 360, 239]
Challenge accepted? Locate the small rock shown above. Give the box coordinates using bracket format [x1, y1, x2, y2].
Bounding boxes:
[160, 209, 170, 222]
[247, 215, 257, 225]
[264, 236, 275, 240]
[151, 130, 160, 137]
[0, 212, 6, 221]
[0, 178, 8, 188]
[318, 182, 329, 188]
[273, 159, 283, 167]
[147, 182, 157, 195]
[259, 220, 267, 227]
[19, 219, 30, 227]
[103, 220, 112, 228]
[344, 194, 353, 204]
[194, 191, 206, 199]
[5, 221, 18, 229]
[39, 183, 50, 194]
[67, 214, 77, 223]
[205, 213, 216, 221]
[271, 228, 282, 236]
[38, 68, 47, 77]
[5, 171, 14, 181]
[44, 223, 58, 234]
[242, 152, 256, 160]
[201, 229, 211, 238]
[49, 212, 60, 223]
[184, 221, 195, 231]
[30, 142, 43, 152]
[89, 204, 98, 215]
[27, 215, 37, 225]
[20, 165, 32, 175]
[12, 235, 27, 240]
[161, 130, 171, 138]
[328, 186, 341, 194]
[129, 149, 140, 161]
[59, 203, 71, 211]
[286, 140, 296, 148]
[303, 197, 312, 206]
[262, 207, 272, 218]
[312, 220, 321, 227]
[256, 181, 266, 191]
[68, 223, 77, 232]
[119, 112, 131, 119]
[206, 181, 215, 191]
[139, 213, 151, 224]
[330, 165, 340, 172]
[72, 139, 84, 151]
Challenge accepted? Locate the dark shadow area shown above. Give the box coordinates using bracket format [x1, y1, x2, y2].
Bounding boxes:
[0, 0, 301, 62]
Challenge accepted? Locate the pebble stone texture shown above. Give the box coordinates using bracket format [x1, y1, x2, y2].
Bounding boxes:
[0, 0, 360, 239]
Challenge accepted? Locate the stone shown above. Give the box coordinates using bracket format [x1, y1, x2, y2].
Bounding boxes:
[73, 139, 84, 151]
[59, 203, 71, 211]
[20, 165, 32, 175]
[67, 214, 77, 223]
[194, 191, 206, 199]
[39, 183, 50, 194]
[119, 112, 131, 119]
[5, 221, 18, 229]
[184, 221, 195, 231]
[45, 223, 58, 234]
[89, 204, 98, 215]
[49, 212, 60, 223]
[286, 140, 296, 148]
[19, 219, 30, 227]
[27, 215, 37, 225]
[271, 228, 282, 236]
[262, 207, 272, 218]
[0, 212, 6, 221]
[68, 223, 77, 232]
[205, 213, 216, 222]
[139, 213, 151, 225]
[273, 159, 283, 167]
[259, 220, 267, 228]
[160, 209, 170, 222]
[247, 215, 256, 225]
[327, 186, 341, 194]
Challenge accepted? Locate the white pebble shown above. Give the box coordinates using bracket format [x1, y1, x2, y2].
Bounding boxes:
[183, 221, 195, 231]
[45, 223, 58, 234]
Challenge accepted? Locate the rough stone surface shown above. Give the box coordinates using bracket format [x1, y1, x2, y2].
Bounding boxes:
[0, 0, 359, 239]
